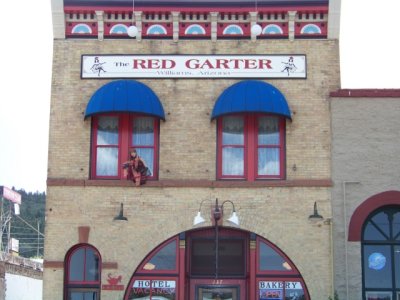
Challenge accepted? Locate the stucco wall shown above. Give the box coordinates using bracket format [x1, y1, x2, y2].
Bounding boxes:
[331, 97, 400, 299]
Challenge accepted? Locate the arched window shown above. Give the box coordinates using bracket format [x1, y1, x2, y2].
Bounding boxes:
[146, 25, 167, 35]
[185, 24, 206, 35]
[110, 24, 128, 35]
[263, 24, 283, 35]
[72, 24, 92, 34]
[300, 24, 321, 34]
[362, 206, 400, 299]
[223, 25, 244, 35]
[123, 229, 310, 299]
[64, 244, 101, 300]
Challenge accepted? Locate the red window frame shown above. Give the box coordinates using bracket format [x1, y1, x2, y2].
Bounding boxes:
[64, 244, 101, 300]
[217, 113, 286, 181]
[91, 113, 159, 180]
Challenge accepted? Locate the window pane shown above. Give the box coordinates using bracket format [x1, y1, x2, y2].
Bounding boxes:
[69, 248, 85, 281]
[222, 147, 244, 176]
[364, 245, 392, 288]
[393, 212, 400, 240]
[96, 147, 118, 176]
[364, 223, 387, 241]
[365, 291, 393, 300]
[70, 291, 97, 300]
[130, 280, 151, 299]
[97, 116, 119, 145]
[218, 240, 245, 276]
[132, 117, 154, 146]
[258, 116, 279, 145]
[152, 281, 176, 300]
[191, 239, 215, 276]
[69, 292, 84, 300]
[136, 148, 154, 176]
[145, 241, 176, 270]
[85, 248, 100, 281]
[259, 241, 291, 271]
[395, 246, 400, 288]
[83, 292, 97, 300]
[222, 116, 244, 145]
[372, 212, 390, 239]
[258, 148, 280, 176]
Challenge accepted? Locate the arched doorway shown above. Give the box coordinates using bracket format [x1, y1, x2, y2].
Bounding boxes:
[124, 227, 310, 300]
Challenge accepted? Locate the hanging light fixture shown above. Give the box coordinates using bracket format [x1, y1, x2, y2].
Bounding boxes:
[114, 203, 128, 221]
[127, 0, 138, 38]
[251, 0, 262, 36]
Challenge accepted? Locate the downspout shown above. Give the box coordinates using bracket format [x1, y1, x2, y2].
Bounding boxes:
[342, 181, 360, 300]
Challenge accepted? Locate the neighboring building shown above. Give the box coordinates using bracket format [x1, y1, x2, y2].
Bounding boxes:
[45, 0, 342, 299]
[0, 254, 43, 300]
[330, 90, 400, 300]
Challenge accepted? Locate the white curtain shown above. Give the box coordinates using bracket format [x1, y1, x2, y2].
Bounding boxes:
[222, 116, 244, 176]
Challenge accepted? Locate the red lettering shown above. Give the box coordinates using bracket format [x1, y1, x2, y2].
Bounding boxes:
[162, 59, 176, 69]
[132, 59, 147, 69]
[200, 59, 215, 69]
[244, 59, 258, 69]
[215, 59, 230, 69]
[259, 59, 272, 69]
[185, 59, 199, 69]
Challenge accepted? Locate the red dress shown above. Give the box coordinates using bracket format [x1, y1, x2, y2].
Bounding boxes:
[124, 157, 147, 185]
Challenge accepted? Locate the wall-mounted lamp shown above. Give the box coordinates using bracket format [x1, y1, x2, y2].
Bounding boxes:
[193, 198, 239, 227]
[308, 201, 323, 221]
[251, 0, 262, 36]
[114, 203, 128, 221]
[127, 0, 138, 37]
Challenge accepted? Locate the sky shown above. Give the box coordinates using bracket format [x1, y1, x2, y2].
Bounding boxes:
[0, 0, 399, 193]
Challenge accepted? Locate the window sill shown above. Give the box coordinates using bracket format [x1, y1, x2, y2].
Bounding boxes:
[47, 178, 332, 188]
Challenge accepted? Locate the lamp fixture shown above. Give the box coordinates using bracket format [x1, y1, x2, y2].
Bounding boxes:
[114, 203, 128, 221]
[251, 0, 262, 36]
[309, 201, 323, 220]
[127, 0, 138, 37]
[193, 198, 239, 227]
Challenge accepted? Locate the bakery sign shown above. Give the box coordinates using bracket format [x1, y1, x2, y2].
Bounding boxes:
[81, 55, 306, 79]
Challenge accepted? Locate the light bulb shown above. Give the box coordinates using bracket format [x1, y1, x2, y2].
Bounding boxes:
[127, 25, 138, 38]
[251, 24, 262, 36]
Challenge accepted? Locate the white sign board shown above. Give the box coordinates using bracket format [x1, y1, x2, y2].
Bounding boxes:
[81, 55, 306, 79]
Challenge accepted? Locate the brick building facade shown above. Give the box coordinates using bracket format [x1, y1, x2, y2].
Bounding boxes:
[44, 0, 342, 299]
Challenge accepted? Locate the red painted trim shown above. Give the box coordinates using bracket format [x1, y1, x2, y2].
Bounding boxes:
[47, 178, 333, 187]
[330, 89, 400, 98]
[91, 113, 160, 180]
[64, 244, 102, 300]
[44, 261, 64, 268]
[217, 114, 285, 181]
[64, 6, 328, 14]
[178, 241, 185, 300]
[78, 226, 90, 243]
[249, 241, 256, 300]
[348, 191, 400, 241]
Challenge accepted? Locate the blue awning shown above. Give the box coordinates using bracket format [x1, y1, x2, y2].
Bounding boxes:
[84, 80, 165, 120]
[211, 80, 292, 120]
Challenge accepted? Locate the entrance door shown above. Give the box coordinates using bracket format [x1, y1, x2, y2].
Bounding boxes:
[190, 279, 245, 300]
[197, 285, 239, 300]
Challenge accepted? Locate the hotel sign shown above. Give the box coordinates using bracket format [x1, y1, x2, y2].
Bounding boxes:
[81, 55, 306, 79]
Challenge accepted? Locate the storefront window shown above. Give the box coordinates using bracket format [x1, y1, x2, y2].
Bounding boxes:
[362, 206, 400, 299]
[91, 114, 159, 180]
[217, 114, 285, 180]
